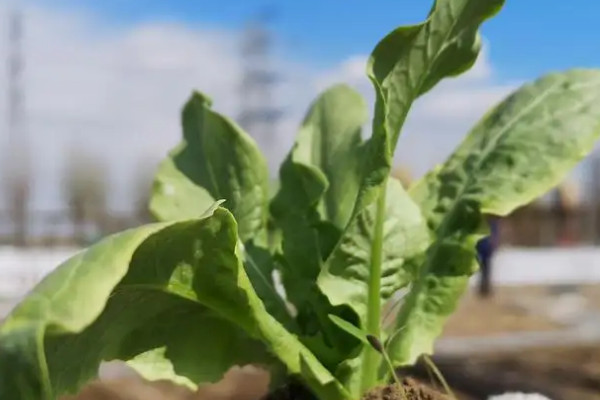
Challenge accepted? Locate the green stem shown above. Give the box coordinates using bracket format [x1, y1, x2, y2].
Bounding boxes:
[382, 351, 408, 400]
[382, 350, 400, 386]
[360, 179, 388, 393]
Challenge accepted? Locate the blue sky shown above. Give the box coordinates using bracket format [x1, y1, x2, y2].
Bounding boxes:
[3, 0, 597, 211]
[42, 0, 599, 81]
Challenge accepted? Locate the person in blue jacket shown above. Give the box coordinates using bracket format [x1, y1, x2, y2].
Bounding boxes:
[476, 217, 499, 298]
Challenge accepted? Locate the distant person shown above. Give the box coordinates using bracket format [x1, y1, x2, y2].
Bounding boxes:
[476, 217, 499, 298]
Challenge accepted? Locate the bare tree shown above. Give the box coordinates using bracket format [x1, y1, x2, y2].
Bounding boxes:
[4, 8, 30, 247]
[132, 159, 157, 224]
[3, 163, 30, 247]
[62, 148, 108, 244]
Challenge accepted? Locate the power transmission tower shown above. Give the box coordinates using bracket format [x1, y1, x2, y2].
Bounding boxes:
[238, 8, 283, 173]
[5, 6, 29, 246]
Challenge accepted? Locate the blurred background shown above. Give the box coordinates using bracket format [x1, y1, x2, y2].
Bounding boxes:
[0, 0, 599, 399]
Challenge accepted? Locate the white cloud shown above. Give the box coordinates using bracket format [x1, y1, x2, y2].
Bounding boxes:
[0, 3, 521, 213]
[0, 4, 244, 212]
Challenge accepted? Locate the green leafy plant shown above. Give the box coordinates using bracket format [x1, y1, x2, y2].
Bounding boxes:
[3, 0, 600, 399]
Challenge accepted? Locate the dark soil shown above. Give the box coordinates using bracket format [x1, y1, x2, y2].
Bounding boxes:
[407, 345, 600, 400]
[363, 378, 449, 400]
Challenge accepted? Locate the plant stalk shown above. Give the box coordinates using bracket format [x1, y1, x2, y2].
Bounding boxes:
[360, 178, 388, 392]
[383, 351, 408, 400]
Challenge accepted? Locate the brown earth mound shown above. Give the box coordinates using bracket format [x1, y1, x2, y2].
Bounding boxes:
[363, 378, 449, 400]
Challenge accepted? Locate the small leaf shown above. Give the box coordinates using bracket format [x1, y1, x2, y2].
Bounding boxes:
[365, 335, 384, 354]
[126, 348, 196, 389]
[328, 315, 369, 346]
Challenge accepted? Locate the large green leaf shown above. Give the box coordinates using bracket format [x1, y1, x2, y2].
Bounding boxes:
[0, 207, 263, 398]
[271, 84, 368, 236]
[368, 0, 505, 148]
[150, 92, 270, 243]
[388, 69, 600, 366]
[291, 84, 369, 229]
[149, 92, 290, 327]
[0, 206, 348, 400]
[318, 178, 429, 325]
[356, 0, 506, 215]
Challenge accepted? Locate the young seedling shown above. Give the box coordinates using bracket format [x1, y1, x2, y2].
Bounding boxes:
[329, 316, 406, 399]
[2, 1, 600, 399]
[422, 355, 457, 400]
[366, 335, 407, 400]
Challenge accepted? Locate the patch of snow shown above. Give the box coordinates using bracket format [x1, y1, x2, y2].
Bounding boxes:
[0, 246, 79, 302]
[2, 245, 600, 318]
[488, 394, 552, 400]
[482, 246, 600, 285]
[548, 293, 588, 324]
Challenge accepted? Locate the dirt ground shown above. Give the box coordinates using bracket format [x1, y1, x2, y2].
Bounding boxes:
[411, 284, 600, 399]
[416, 345, 600, 400]
[363, 379, 451, 400]
[442, 286, 561, 337]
